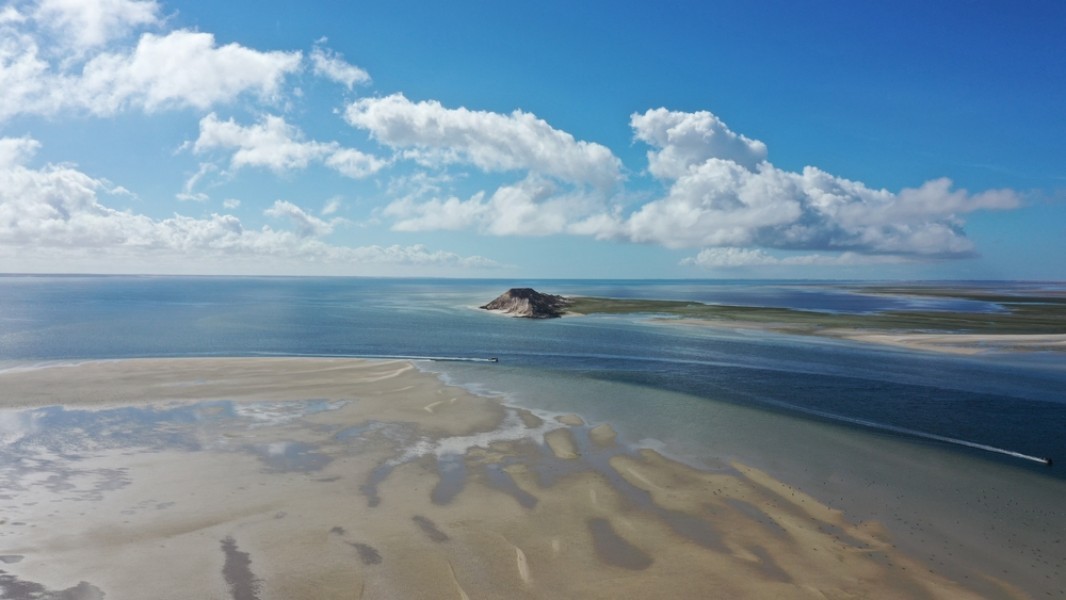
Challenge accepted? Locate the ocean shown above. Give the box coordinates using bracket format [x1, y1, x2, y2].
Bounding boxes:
[2, 275, 1063, 472]
[2, 275, 1065, 595]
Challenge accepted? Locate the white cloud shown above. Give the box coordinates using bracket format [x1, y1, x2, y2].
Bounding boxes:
[0, 28, 51, 120]
[0, 135, 40, 166]
[631, 108, 768, 177]
[344, 93, 623, 190]
[0, 6, 26, 25]
[384, 193, 488, 233]
[324, 147, 388, 178]
[264, 199, 339, 237]
[346, 244, 498, 269]
[310, 44, 369, 89]
[0, 0, 1029, 276]
[321, 197, 341, 216]
[383, 175, 611, 237]
[176, 161, 216, 202]
[349, 94, 623, 239]
[78, 31, 301, 114]
[222, 198, 240, 209]
[605, 109, 1021, 258]
[0, 23, 302, 121]
[0, 135, 153, 248]
[194, 113, 331, 171]
[175, 191, 208, 202]
[364, 103, 1016, 261]
[0, 136, 498, 273]
[34, 0, 161, 52]
[620, 159, 804, 248]
[680, 247, 912, 269]
[192, 113, 387, 177]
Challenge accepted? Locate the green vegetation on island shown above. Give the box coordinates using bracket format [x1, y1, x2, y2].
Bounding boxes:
[566, 287, 1066, 336]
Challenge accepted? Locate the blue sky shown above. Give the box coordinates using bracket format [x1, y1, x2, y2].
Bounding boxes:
[2, 0, 1063, 278]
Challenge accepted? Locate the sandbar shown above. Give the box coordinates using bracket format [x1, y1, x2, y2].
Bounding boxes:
[0, 358, 1023, 598]
[824, 330, 1066, 355]
[657, 317, 1066, 356]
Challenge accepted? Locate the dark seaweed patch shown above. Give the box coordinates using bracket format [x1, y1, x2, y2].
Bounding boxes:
[412, 516, 449, 542]
[0, 570, 104, 600]
[348, 542, 383, 565]
[220, 537, 261, 600]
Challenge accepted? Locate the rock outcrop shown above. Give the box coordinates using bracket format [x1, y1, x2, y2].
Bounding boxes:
[480, 288, 571, 319]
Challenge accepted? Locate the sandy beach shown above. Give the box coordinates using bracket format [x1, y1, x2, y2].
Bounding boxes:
[0, 358, 1026, 599]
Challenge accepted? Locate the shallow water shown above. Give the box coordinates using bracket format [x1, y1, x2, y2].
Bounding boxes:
[2, 275, 1063, 474]
[424, 362, 1066, 598]
[2, 360, 1062, 598]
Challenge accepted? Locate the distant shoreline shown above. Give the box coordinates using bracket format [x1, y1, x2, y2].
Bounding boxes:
[650, 317, 1066, 356]
[560, 285, 1066, 356]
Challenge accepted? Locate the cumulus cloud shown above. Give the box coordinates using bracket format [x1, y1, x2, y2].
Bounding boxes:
[192, 113, 387, 177]
[361, 101, 1015, 262]
[34, 0, 161, 52]
[345, 93, 623, 190]
[324, 147, 388, 178]
[194, 113, 330, 171]
[0, 6, 302, 121]
[78, 31, 301, 114]
[310, 43, 369, 89]
[0, 134, 155, 248]
[0, 0, 1027, 274]
[603, 108, 1020, 259]
[0, 136, 497, 272]
[0, 135, 40, 165]
[631, 108, 768, 177]
[348, 94, 624, 239]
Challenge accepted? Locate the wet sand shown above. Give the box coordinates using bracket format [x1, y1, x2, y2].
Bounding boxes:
[0, 358, 1027, 599]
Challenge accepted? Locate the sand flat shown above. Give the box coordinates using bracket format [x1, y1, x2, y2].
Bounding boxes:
[0, 358, 1008, 599]
[655, 317, 1066, 356]
[825, 330, 1066, 355]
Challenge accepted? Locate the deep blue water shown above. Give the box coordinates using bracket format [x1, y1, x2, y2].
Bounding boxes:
[2, 275, 1064, 478]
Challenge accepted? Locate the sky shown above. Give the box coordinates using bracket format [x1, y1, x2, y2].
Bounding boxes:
[2, 0, 1064, 279]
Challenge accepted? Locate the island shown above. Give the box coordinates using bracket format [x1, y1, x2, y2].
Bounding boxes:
[480, 287, 572, 318]
[481, 285, 1066, 355]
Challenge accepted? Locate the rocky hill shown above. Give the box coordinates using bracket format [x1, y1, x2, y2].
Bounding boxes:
[480, 288, 571, 319]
